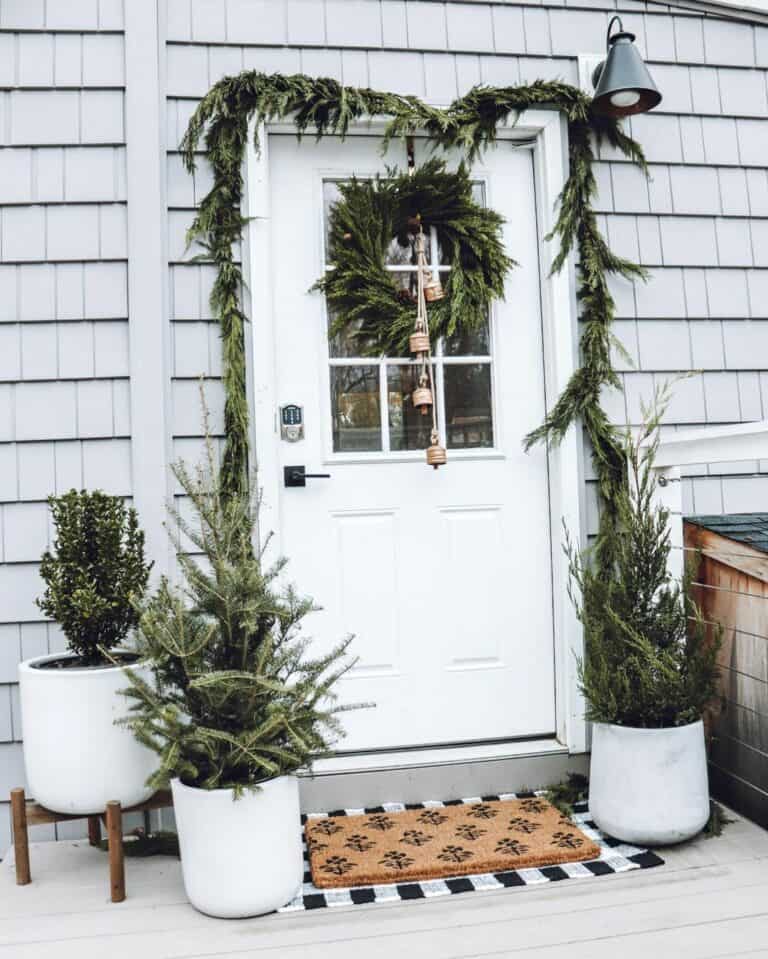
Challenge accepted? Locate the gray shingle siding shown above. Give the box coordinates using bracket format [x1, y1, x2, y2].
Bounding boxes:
[2, 0, 768, 849]
[0, 0, 128, 849]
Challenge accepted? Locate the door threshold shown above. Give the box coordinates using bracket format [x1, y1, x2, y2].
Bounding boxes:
[305, 737, 567, 777]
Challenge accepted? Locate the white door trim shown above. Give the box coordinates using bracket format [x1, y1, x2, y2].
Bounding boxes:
[244, 111, 587, 761]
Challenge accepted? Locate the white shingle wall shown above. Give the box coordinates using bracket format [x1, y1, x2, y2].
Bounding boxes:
[4, 0, 768, 845]
[0, 2, 128, 844]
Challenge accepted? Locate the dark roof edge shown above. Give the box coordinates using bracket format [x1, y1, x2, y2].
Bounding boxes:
[652, 0, 768, 26]
[686, 513, 768, 555]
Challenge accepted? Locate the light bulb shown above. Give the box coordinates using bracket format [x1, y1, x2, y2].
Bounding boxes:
[610, 89, 641, 108]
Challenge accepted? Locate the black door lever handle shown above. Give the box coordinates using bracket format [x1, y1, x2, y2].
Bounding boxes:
[284, 466, 331, 488]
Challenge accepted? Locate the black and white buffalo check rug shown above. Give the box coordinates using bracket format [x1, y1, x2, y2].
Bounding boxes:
[278, 792, 664, 913]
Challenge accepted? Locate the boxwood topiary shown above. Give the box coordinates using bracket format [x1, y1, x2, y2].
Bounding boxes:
[37, 490, 153, 666]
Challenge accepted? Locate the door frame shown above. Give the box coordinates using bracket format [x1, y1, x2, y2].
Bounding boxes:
[243, 111, 588, 758]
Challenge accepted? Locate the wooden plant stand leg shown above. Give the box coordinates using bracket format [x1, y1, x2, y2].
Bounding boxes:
[87, 815, 101, 847]
[9, 788, 171, 903]
[10, 788, 31, 886]
[105, 801, 125, 903]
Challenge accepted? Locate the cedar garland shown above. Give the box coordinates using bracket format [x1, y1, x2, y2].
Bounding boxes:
[182, 72, 647, 563]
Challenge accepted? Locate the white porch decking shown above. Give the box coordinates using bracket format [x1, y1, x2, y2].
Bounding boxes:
[1, 806, 768, 958]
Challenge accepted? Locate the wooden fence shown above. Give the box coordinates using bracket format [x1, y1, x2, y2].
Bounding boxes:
[686, 516, 768, 827]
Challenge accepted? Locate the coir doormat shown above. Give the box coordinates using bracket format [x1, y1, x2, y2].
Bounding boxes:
[306, 795, 600, 888]
[278, 793, 664, 912]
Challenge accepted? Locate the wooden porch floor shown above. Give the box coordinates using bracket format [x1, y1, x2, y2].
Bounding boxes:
[2, 806, 768, 958]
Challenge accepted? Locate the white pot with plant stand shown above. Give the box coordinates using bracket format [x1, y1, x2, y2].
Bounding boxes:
[20, 489, 157, 814]
[171, 776, 303, 917]
[589, 721, 710, 845]
[566, 395, 720, 848]
[19, 653, 158, 815]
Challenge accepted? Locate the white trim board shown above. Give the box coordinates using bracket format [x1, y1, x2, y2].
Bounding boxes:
[244, 111, 586, 767]
[307, 737, 568, 777]
[653, 421, 768, 469]
[124, 0, 173, 579]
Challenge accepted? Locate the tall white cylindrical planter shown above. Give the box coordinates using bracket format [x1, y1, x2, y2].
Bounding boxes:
[589, 720, 710, 846]
[171, 775, 303, 918]
[18, 653, 158, 814]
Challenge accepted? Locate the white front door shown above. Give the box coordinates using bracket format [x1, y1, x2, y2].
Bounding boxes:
[258, 133, 556, 753]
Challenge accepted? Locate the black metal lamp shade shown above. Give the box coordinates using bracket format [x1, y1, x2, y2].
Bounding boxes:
[592, 18, 662, 118]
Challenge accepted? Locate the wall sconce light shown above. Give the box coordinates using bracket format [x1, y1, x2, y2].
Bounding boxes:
[592, 16, 662, 118]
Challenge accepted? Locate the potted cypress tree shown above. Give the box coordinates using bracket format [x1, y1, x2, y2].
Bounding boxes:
[121, 440, 358, 918]
[19, 490, 156, 814]
[566, 404, 721, 845]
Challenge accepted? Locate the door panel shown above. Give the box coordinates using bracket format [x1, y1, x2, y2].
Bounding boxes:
[333, 509, 400, 674]
[264, 134, 556, 751]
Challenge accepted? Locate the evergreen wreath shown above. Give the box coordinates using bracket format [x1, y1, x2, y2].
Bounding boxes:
[315, 158, 515, 356]
[181, 73, 648, 570]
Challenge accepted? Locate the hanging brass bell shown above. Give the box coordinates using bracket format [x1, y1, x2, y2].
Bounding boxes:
[426, 442, 447, 468]
[412, 385, 433, 411]
[424, 277, 445, 302]
[409, 331, 431, 354]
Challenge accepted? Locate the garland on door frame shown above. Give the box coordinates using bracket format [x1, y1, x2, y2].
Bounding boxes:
[316, 158, 515, 356]
[181, 73, 647, 565]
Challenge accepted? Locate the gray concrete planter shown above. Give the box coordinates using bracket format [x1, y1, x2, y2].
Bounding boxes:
[589, 720, 710, 846]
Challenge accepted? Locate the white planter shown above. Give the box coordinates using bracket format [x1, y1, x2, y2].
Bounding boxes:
[18, 652, 158, 815]
[589, 719, 710, 846]
[171, 775, 303, 918]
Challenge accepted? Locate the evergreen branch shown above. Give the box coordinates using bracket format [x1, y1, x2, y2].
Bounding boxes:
[566, 395, 722, 728]
[122, 446, 363, 793]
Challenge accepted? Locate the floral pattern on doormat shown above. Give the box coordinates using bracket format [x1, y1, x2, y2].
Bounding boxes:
[305, 795, 600, 889]
[277, 793, 664, 913]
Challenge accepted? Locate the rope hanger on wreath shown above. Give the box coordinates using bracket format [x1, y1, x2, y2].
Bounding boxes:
[410, 226, 446, 469]
[406, 137, 446, 468]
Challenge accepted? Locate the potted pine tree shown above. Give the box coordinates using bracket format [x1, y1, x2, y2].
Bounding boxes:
[566, 405, 721, 846]
[121, 441, 358, 918]
[19, 490, 156, 814]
